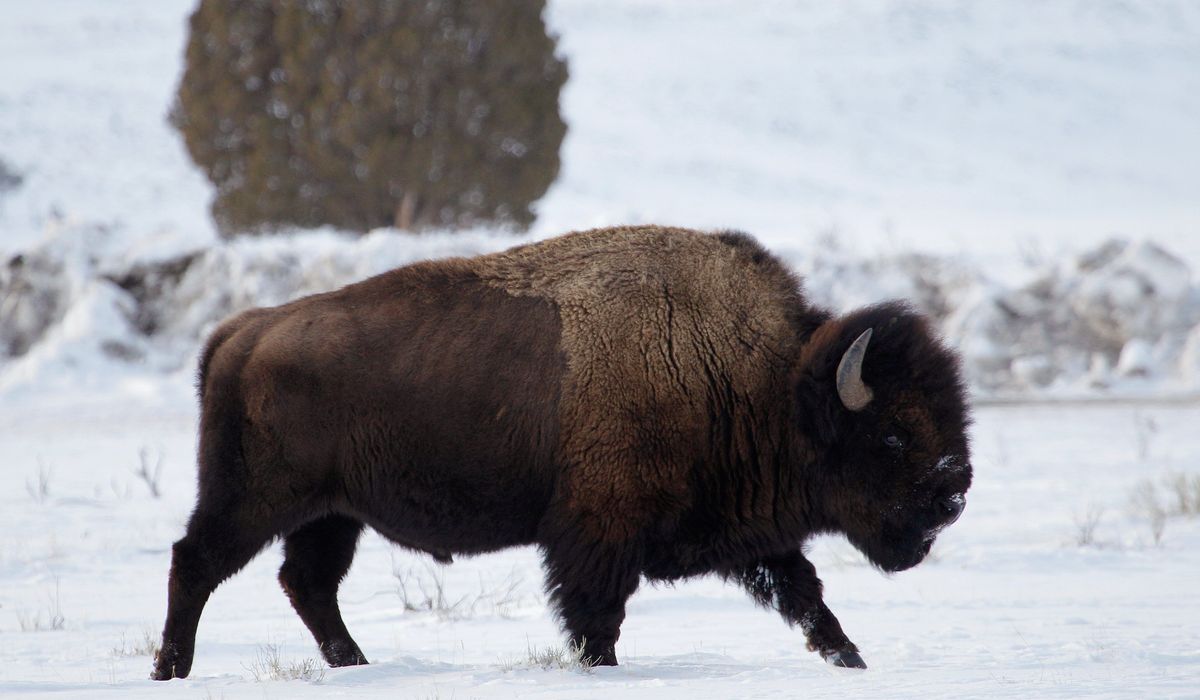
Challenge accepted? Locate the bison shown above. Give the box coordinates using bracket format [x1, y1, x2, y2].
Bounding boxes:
[152, 225, 971, 679]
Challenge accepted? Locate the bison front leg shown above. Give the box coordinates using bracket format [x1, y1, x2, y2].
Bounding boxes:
[541, 535, 640, 667]
[734, 551, 866, 669]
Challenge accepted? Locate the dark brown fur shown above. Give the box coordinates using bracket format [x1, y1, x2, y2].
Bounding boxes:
[152, 225, 972, 679]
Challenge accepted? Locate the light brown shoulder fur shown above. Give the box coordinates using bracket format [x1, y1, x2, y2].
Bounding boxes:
[470, 225, 811, 540]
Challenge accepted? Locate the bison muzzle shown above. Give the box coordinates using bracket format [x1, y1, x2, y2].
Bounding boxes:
[152, 225, 972, 679]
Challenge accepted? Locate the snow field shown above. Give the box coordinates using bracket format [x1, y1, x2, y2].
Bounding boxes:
[1, 399, 1198, 698]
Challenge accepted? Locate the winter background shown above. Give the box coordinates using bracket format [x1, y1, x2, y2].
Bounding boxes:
[2, 0, 1200, 698]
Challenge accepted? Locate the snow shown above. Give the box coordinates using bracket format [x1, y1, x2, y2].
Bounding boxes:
[539, 0, 1200, 263]
[2, 0, 1200, 698]
[3, 400, 1199, 699]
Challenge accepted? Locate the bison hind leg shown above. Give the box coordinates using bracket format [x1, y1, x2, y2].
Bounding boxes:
[279, 514, 369, 668]
[152, 507, 282, 680]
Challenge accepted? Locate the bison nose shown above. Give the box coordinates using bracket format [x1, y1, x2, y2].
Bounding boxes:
[935, 493, 965, 525]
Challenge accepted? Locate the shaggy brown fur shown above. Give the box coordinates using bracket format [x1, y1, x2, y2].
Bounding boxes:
[152, 225, 972, 679]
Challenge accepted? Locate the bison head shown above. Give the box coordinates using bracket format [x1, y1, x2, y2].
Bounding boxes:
[796, 302, 973, 573]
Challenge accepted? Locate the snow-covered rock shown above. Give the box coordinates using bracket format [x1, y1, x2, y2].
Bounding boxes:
[1116, 338, 1155, 378]
[1068, 240, 1192, 348]
[5, 227, 1200, 401]
[1180, 325, 1200, 387]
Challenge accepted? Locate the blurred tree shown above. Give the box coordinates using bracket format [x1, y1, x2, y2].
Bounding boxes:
[172, 0, 567, 236]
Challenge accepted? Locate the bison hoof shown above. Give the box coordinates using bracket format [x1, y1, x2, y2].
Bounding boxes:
[823, 648, 867, 670]
[150, 644, 190, 680]
[582, 652, 619, 667]
[578, 646, 618, 667]
[321, 639, 369, 667]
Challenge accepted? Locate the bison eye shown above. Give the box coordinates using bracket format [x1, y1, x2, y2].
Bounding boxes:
[882, 424, 910, 450]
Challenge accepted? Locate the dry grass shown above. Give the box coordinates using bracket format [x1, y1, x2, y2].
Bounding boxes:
[498, 639, 595, 673]
[17, 577, 65, 631]
[243, 642, 325, 683]
[1162, 472, 1200, 516]
[17, 608, 65, 632]
[111, 628, 161, 658]
[1128, 481, 1167, 546]
[1127, 471, 1200, 546]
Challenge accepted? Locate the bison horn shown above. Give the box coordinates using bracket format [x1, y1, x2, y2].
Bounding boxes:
[837, 328, 874, 411]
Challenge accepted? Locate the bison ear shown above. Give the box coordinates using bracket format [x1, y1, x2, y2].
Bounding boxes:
[794, 372, 841, 447]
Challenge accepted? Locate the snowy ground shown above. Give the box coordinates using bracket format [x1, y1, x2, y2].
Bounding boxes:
[2, 397, 1199, 699]
[3, 0, 1200, 698]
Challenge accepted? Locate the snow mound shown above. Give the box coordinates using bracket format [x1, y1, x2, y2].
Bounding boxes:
[3, 228, 1199, 401]
[938, 240, 1199, 394]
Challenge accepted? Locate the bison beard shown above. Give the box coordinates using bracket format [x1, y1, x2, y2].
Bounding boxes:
[151, 225, 972, 679]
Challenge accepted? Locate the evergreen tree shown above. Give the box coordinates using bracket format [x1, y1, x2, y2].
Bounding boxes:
[172, 0, 568, 236]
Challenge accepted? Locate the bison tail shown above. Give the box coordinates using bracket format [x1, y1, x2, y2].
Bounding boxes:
[196, 327, 232, 401]
[195, 311, 265, 401]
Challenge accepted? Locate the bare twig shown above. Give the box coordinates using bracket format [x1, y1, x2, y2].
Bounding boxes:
[1133, 411, 1158, 463]
[134, 447, 163, 498]
[391, 556, 530, 620]
[25, 459, 51, 504]
[1072, 504, 1104, 547]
